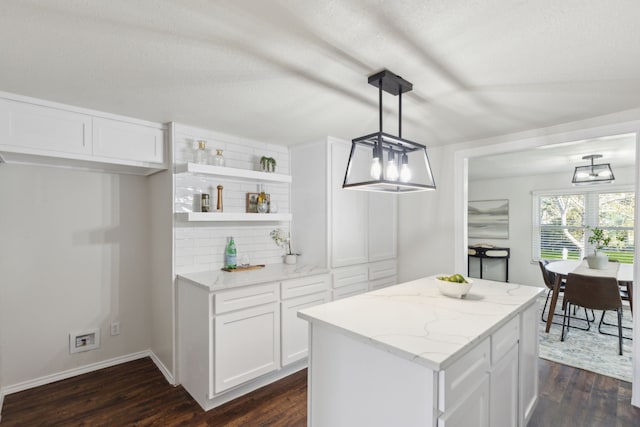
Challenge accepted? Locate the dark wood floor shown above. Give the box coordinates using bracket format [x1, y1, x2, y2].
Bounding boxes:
[1, 357, 638, 426]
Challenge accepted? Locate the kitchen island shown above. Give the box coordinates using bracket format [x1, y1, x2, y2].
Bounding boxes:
[298, 276, 544, 427]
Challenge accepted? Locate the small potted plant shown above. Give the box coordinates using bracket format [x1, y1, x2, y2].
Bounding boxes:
[585, 226, 625, 269]
[270, 228, 298, 264]
[260, 156, 276, 173]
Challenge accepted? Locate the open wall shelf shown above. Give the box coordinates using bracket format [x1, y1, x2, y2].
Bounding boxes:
[176, 212, 292, 222]
[175, 163, 292, 183]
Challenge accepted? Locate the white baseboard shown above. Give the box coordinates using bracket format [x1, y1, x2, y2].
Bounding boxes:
[0, 349, 176, 420]
[149, 350, 175, 385]
[1, 350, 151, 397]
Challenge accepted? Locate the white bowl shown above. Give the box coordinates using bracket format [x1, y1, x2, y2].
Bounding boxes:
[434, 275, 473, 299]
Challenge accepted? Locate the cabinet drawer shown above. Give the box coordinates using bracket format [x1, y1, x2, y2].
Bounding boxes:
[438, 337, 490, 413]
[491, 316, 519, 365]
[281, 274, 330, 299]
[368, 259, 397, 280]
[332, 265, 368, 289]
[369, 276, 397, 291]
[93, 117, 165, 163]
[214, 283, 279, 314]
[333, 282, 368, 300]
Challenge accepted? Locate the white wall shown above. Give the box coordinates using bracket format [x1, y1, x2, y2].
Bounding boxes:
[467, 167, 636, 286]
[172, 124, 291, 274]
[0, 164, 151, 388]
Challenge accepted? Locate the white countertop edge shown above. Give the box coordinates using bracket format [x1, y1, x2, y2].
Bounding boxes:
[177, 263, 330, 292]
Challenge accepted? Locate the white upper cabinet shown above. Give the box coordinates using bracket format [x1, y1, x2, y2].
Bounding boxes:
[291, 137, 397, 270]
[93, 117, 164, 164]
[0, 98, 91, 156]
[368, 192, 398, 262]
[330, 139, 369, 268]
[0, 93, 167, 175]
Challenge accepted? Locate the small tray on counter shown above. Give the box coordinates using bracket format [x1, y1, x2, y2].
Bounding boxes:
[221, 264, 266, 272]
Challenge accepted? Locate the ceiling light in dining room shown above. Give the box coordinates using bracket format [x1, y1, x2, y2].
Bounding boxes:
[571, 154, 615, 185]
[342, 70, 436, 193]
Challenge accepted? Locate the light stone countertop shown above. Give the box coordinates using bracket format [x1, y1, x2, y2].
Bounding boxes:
[298, 275, 544, 371]
[177, 263, 330, 292]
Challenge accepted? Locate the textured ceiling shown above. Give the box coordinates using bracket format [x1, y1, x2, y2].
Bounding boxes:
[1, 1, 640, 147]
[468, 133, 636, 180]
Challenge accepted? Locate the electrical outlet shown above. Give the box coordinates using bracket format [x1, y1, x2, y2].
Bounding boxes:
[111, 321, 120, 336]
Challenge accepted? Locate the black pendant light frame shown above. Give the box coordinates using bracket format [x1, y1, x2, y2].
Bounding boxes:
[571, 154, 615, 185]
[343, 70, 436, 193]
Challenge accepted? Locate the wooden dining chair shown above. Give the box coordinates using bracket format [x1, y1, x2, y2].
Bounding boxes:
[561, 273, 624, 355]
[538, 260, 592, 329]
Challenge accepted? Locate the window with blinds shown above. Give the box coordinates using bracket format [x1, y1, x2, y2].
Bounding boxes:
[532, 188, 635, 263]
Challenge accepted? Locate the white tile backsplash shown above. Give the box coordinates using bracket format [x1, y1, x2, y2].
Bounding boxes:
[173, 124, 291, 275]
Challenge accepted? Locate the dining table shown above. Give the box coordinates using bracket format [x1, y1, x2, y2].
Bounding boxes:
[544, 259, 634, 333]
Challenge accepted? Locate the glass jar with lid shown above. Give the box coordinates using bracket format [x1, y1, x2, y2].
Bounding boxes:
[195, 140, 208, 164]
[212, 149, 225, 167]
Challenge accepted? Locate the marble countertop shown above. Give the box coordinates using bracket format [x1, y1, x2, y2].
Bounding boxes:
[177, 263, 330, 292]
[298, 276, 544, 371]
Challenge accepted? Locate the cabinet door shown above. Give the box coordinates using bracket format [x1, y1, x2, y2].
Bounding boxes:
[438, 375, 490, 427]
[214, 303, 280, 393]
[281, 292, 330, 366]
[519, 302, 539, 426]
[490, 345, 519, 427]
[0, 98, 91, 155]
[93, 117, 165, 163]
[330, 140, 368, 268]
[368, 192, 397, 262]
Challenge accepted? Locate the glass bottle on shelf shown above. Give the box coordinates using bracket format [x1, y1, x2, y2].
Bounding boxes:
[225, 237, 237, 269]
[257, 185, 268, 213]
[212, 149, 225, 167]
[195, 140, 208, 164]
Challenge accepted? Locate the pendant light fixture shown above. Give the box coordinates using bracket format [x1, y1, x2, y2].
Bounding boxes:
[571, 154, 615, 185]
[343, 70, 436, 193]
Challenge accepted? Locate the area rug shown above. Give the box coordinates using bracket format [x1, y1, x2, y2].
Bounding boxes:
[537, 295, 633, 383]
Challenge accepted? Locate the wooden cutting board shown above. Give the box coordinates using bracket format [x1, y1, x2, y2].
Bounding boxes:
[221, 264, 266, 272]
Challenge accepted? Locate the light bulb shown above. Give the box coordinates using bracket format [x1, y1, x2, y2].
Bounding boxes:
[400, 163, 412, 182]
[400, 152, 411, 182]
[386, 151, 399, 181]
[370, 157, 381, 179]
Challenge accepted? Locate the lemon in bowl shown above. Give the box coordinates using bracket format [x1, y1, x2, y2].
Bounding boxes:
[434, 274, 473, 299]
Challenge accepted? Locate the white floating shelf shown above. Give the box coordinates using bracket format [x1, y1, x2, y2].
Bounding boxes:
[175, 163, 292, 183]
[176, 212, 292, 222]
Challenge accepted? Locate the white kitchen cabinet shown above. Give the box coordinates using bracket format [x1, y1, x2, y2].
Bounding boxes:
[280, 274, 330, 367]
[0, 93, 167, 175]
[0, 97, 91, 156]
[519, 301, 539, 426]
[291, 137, 398, 289]
[177, 269, 330, 411]
[490, 345, 519, 427]
[369, 276, 397, 290]
[368, 191, 397, 262]
[438, 375, 490, 427]
[329, 140, 368, 267]
[301, 280, 542, 427]
[214, 303, 280, 393]
[332, 265, 369, 300]
[93, 117, 164, 164]
[281, 291, 329, 366]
